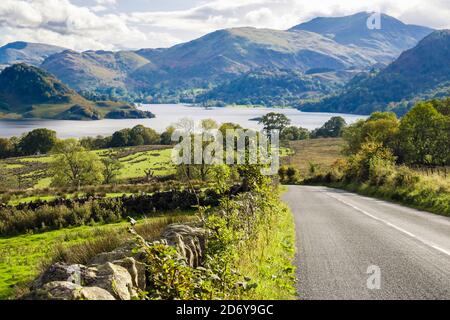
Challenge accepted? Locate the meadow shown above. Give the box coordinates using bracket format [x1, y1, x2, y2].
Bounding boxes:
[282, 138, 346, 177]
[0, 213, 194, 299]
[1, 145, 175, 190]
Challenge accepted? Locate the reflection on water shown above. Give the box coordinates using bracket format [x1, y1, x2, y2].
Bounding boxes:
[0, 104, 367, 138]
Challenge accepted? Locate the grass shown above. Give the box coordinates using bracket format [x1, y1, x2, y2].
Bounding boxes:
[283, 138, 345, 176]
[0, 145, 175, 190]
[117, 148, 174, 179]
[322, 172, 450, 217]
[239, 199, 297, 300]
[0, 212, 194, 299]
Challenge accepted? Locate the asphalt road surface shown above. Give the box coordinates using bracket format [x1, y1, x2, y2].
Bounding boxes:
[282, 186, 450, 300]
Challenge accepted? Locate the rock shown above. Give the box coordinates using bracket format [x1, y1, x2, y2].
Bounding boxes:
[79, 287, 115, 300]
[32, 263, 96, 290]
[89, 246, 133, 265]
[29, 281, 116, 300]
[31, 281, 83, 300]
[113, 257, 146, 291]
[162, 224, 207, 267]
[92, 262, 134, 300]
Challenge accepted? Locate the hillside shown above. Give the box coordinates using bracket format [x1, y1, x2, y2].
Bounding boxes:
[130, 27, 373, 94]
[291, 12, 433, 63]
[41, 50, 151, 91]
[0, 64, 154, 120]
[198, 67, 358, 106]
[300, 30, 450, 115]
[0, 42, 66, 66]
[0, 13, 435, 105]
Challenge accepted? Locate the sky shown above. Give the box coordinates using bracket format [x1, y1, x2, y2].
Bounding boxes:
[0, 0, 449, 51]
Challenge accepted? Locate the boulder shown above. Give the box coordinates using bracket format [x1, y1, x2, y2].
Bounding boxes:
[92, 262, 134, 300]
[29, 281, 116, 300]
[32, 263, 97, 289]
[162, 224, 207, 267]
[112, 257, 146, 291]
[30, 281, 83, 300]
[79, 287, 115, 300]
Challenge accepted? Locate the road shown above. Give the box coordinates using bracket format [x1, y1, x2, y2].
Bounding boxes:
[282, 186, 450, 300]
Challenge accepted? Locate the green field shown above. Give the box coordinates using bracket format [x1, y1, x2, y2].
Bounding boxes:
[1, 146, 175, 189]
[0, 213, 193, 299]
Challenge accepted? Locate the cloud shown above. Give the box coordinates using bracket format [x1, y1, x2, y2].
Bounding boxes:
[0, 0, 448, 51]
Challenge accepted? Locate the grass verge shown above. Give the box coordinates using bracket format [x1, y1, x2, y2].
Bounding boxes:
[239, 202, 297, 300]
[0, 213, 193, 299]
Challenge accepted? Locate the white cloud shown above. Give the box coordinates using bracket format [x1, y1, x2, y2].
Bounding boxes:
[0, 0, 448, 51]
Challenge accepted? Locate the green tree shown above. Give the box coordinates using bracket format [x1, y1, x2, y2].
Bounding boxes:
[110, 129, 130, 147]
[258, 113, 291, 135]
[312, 117, 347, 138]
[50, 139, 104, 188]
[281, 126, 310, 141]
[0, 138, 14, 159]
[102, 153, 124, 184]
[343, 112, 399, 154]
[160, 126, 176, 145]
[19, 128, 57, 155]
[201, 119, 219, 130]
[399, 102, 449, 165]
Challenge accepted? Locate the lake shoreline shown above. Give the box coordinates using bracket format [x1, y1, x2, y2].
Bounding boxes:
[0, 104, 367, 139]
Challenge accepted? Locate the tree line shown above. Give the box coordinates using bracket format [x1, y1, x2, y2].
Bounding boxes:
[0, 125, 177, 159]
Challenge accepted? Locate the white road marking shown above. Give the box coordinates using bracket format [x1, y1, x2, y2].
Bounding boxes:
[326, 192, 450, 257]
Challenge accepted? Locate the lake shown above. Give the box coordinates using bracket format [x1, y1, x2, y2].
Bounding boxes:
[0, 104, 367, 138]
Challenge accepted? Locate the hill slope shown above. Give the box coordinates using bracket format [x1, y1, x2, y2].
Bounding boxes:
[2, 13, 434, 104]
[131, 27, 374, 92]
[290, 12, 433, 63]
[41, 50, 151, 91]
[0, 64, 154, 120]
[300, 30, 450, 115]
[198, 67, 358, 106]
[0, 42, 66, 66]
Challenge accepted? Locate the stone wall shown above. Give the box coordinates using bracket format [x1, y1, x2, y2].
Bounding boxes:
[24, 223, 207, 300]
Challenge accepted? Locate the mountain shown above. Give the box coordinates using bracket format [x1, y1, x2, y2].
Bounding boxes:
[41, 49, 151, 91]
[0, 41, 66, 66]
[198, 67, 359, 107]
[290, 12, 434, 63]
[300, 30, 450, 115]
[0, 64, 154, 120]
[3, 12, 434, 105]
[130, 27, 382, 98]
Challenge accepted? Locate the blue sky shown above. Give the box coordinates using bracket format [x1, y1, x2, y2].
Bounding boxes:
[0, 0, 449, 50]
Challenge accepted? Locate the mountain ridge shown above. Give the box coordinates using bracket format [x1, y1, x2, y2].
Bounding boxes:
[0, 64, 154, 120]
[300, 30, 450, 115]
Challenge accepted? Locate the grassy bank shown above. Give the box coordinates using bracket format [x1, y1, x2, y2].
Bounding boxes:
[239, 202, 297, 300]
[0, 213, 193, 299]
[318, 175, 450, 217]
[283, 138, 345, 174]
[0, 145, 174, 189]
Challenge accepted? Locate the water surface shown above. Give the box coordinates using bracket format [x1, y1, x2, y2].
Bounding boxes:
[0, 104, 367, 138]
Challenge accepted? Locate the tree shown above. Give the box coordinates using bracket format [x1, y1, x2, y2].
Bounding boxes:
[258, 113, 291, 135]
[129, 125, 160, 146]
[19, 128, 57, 155]
[0, 138, 14, 159]
[201, 119, 219, 130]
[343, 112, 399, 154]
[399, 102, 449, 165]
[50, 139, 104, 188]
[160, 126, 176, 145]
[101, 153, 123, 184]
[281, 126, 310, 141]
[110, 129, 130, 147]
[312, 116, 347, 138]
